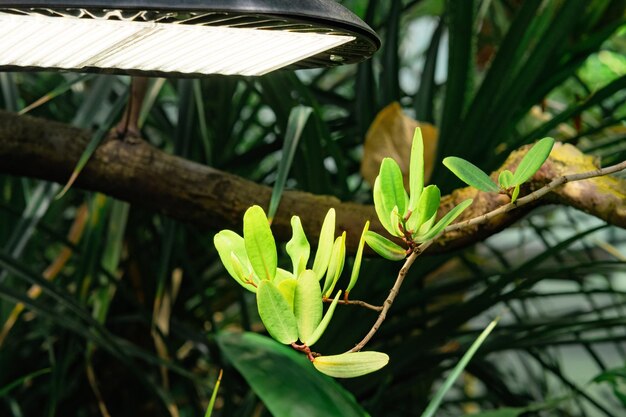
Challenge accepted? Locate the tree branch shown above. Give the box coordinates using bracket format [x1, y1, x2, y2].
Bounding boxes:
[0, 110, 624, 254]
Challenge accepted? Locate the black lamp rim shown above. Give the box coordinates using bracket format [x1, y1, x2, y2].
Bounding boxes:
[0, 0, 381, 49]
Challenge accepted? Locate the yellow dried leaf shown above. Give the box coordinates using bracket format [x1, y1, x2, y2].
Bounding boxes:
[361, 102, 438, 188]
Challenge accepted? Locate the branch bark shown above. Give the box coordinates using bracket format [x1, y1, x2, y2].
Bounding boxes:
[1, 110, 624, 253]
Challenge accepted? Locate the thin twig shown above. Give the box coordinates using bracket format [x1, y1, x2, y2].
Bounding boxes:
[446, 159, 626, 233]
[347, 159, 626, 353]
[324, 298, 383, 312]
[347, 241, 432, 353]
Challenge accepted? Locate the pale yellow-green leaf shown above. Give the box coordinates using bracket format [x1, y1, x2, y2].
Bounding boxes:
[313, 351, 389, 378]
[277, 278, 297, 312]
[214, 230, 256, 292]
[373, 176, 395, 236]
[286, 216, 310, 277]
[304, 290, 341, 347]
[312, 208, 335, 279]
[408, 127, 425, 212]
[364, 231, 407, 261]
[406, 184, 440, 235]
[294, 270, 323, 342]
[273, 268, 294, 285]
[322, 232, 346, 297]
[257, 281, 297, 344]
[243, 206, 277, 281]
[416, 199, 473, 242]
[346, 221, 369, 295]
[230, 252, 257, 293]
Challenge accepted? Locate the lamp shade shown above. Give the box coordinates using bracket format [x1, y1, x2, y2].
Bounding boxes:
[0, 0, 380, 77]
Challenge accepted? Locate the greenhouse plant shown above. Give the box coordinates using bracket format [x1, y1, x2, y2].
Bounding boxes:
[1, 1, 626, 417]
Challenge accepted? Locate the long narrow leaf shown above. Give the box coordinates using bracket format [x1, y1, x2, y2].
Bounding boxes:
[512, 137, 555, 185]
[420, 318, 499, 417]
[57, 88, 129, 198]
[268, 106, 313, 222]
[443, 157, 499, 192]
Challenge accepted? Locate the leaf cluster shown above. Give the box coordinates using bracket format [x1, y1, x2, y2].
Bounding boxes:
[444, 137, 555, 202]
[214, 206, 387, 377]
[366, 128, 473, 259]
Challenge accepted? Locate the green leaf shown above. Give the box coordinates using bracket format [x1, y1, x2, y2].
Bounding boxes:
[244, 205, 277, 281]
[498, 170, 514, 189]
[419, 318, 498, 417]
[468, 408, 527, 417]
[18, 73, 94, 115]
[364, 231, 407, 261]
[277, 278, 297, 311]
[257, 281, 298, 344]
[407, 185, 440, 236]
[512, 137, 555, 185]
[217, 332, 369, 417]
[294, 270, 323, 343]
[374, 158, 409, 235]
[286, 216, 310, 277]
[203, 370, 223, 417]
[373, 176, 395, 235]
[312, 208, 336, 279]
[214, 230, 257, 292]
[274, 267, 295, 285]
[443, 157, 499, 192]
[511, 184, 520, 203]
[0, 368, 51, 397]
[408, 128, 425, 212]
[57, 87, 130, 198]
[323, 232, 346, 297]
[268, 106, 313, 222]
[416, 199, 473, 242]
[346, 221, 369, 295]
[313, 351, 389, 378]
[305, 290, 341, 347]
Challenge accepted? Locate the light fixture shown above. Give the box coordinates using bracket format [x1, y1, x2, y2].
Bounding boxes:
[0, 0, 380, 77]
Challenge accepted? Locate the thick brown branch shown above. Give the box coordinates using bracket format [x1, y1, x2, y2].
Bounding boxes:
[0, 111, 624, 254]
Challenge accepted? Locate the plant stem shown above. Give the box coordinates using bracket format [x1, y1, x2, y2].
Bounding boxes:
[324, 298, 383, 312]
[347, 241, 431, 353]
[348, 159, 626, 353]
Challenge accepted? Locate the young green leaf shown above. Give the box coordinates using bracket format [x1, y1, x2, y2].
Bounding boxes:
[257, 281, 298, 345]
[277, 278, 297, 311]
[273, 268, 294, 285]
[512, 137, 555, 185]
[443, 157, 499, 192]
[313, 351, 389, 378]
[373, 176, 395, 236]
[364, 231, 407, 261]
[203, 369, 223, 417]
[416, 199, 473, 242]
[294, 270, 323, 343]
[230, 253, 257, 293]
[346, 221, 369, 295]
[244, 206, 277, 281]
[304, 290, 341, 347]
[408, 128, 425, 212]
[374, 158, 409, 234]
[498, 170, 514, 190]
[419, 318, 498, 417]
[286, 216, 310, 277]
[322, 232, 346, 297]
[406, 185, 440, 235]
[312, 209, 335, 279]
[214, 230, 256, 292]
[511, 184, 520, 203]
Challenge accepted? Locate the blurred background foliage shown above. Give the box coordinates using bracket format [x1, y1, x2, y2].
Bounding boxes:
[1, 0, 626, 416]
